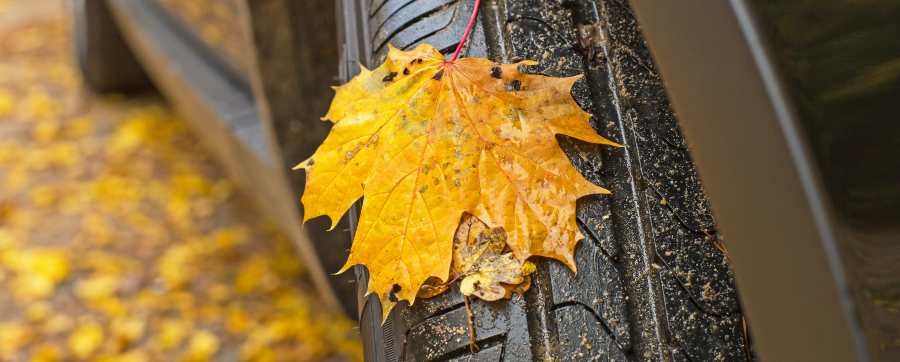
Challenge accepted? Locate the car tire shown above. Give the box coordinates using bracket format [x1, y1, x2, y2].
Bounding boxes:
[337, 1, 758, 361]
[72, 0, 151, 93]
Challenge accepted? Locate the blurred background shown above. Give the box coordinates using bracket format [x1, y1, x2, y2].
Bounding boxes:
[0, 0, 361, 361]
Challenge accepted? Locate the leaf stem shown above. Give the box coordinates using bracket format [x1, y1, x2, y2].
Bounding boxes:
[449, 0, 482, 62]
[463, 295, 479, 352]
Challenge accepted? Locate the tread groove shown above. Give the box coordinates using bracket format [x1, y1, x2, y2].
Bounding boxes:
[551, 301, 629, 354]
[405, 302, 466, 331]
[371, 0, 458, 52]
[653, 243, 734, 317]
[370, 0, 391, 17]
[577, 217, 619, 262]
[392, 5, 460, 52]
[432, 334, 506, 362]
[370, 0, 417, 32]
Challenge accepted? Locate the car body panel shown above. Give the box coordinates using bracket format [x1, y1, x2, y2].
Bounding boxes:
[105, 0, 344, 313]
[631, 0, 899, 360]
[156, 0, 255, 78]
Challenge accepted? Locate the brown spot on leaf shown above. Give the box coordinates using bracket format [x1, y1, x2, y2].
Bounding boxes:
[490, 66, 502, 79]
[388, 285, 401, 302]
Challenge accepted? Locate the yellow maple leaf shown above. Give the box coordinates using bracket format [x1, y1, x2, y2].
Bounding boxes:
[297, 44, 618, 307]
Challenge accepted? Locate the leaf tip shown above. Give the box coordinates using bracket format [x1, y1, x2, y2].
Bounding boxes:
[336, 258, 356, 275]
[600, 137, 624, 148]
[298, 204, 340, 232]
[293, 157, 317, 170]
[324, 216, 340, 231]
[562, 254, 578, 274]
[299, 210, 314, 224]
[386, 43, 401, 57]
[380, 297, 396, 325]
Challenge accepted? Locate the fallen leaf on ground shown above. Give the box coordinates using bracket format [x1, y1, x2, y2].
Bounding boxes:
[154, 319, 189, 350]
[68, 322, 103, 359]
[110, 316, 146, 351]
[0, 321, 31, 358]
[2, 248, 69, 300]
[185, 330, 219, 361]
[297, 44, 618, 311]
[0, 89, 13, 117]
[29, 343, 61, 362]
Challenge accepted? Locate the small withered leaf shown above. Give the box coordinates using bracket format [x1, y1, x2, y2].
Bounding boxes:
[452, 215, 536, 301]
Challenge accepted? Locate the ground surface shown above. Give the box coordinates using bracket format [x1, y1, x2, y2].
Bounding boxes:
[0, 2, 361, 361]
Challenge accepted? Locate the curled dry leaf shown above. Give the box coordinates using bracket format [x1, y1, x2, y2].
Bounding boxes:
[416, 214, 536, 302]
[296, 44, 619, 316]
[390, 215, 537, 319]
[454, 214, 535, 301]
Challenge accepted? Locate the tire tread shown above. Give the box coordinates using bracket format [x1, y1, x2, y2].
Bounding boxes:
[360, 1, 753, 361]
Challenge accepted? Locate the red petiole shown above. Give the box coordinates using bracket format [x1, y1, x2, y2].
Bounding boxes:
[449, 0, 482, 62]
